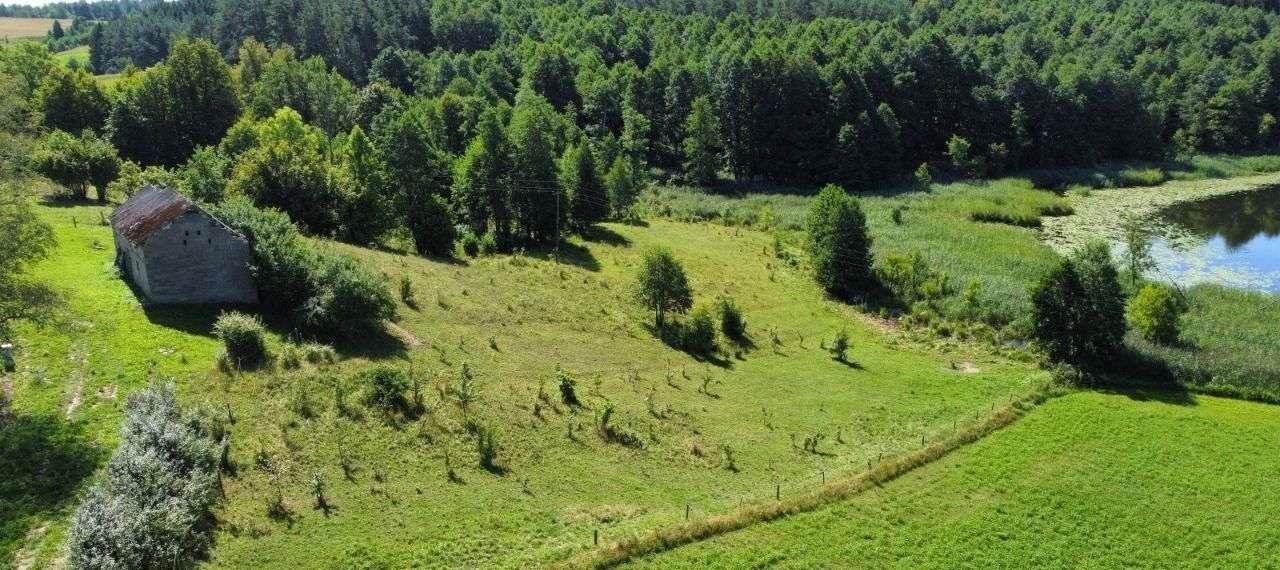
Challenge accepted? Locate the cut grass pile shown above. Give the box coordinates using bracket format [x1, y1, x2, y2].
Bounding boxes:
[618, 390, 1280, 569]
[4, 198, 1042, 568]
[0, 18, 67, 41]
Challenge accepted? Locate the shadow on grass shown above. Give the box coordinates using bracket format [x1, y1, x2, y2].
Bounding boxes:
[0, 411, 103, 560]
[580, 225, 631, 247]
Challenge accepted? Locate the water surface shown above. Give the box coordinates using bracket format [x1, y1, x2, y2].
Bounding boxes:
[1147, 186, 1280, 292]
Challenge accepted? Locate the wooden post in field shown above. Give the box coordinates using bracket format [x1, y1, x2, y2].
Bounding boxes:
[593, 529, 598, 546]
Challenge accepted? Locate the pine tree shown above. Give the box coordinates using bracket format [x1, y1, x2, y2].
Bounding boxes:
[452, 110, 512, 248]
[559, 144, 607, 232]
[682, 96, 723, 186]
[508, 91, 562, 244]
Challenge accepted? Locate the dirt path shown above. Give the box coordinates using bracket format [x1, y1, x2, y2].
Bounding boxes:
[386, 320, 423, 347]
[13, 523, 48, 570]
[63, 339, 88, 419]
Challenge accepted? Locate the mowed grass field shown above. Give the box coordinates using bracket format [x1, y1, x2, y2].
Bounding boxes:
[619, 390, 1280, 569]
[0, 18, 66, 41]
[4, 198, 1042, 568]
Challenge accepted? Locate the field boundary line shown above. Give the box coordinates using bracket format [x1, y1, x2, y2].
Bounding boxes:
[549, 382, 1063, 570]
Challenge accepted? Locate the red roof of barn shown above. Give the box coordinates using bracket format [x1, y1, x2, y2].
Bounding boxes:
[111, 185, 196, 245]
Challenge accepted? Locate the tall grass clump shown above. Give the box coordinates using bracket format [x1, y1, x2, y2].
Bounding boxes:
[360, 366, 409, 412]
[213, 311, 268, 369]
[67, 383, 221, 570]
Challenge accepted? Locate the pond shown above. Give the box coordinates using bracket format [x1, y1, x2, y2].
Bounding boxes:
[1146, 186, 1280, 292]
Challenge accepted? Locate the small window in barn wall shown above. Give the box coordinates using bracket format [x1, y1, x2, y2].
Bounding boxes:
[183, 240, 187, 246]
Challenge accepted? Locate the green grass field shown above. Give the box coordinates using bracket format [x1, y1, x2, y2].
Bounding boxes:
[652, 162, 1280, 399]
[52, 45, 88, 67]
[618, 390, 1280, 569]
[3, 198, 1042, 568]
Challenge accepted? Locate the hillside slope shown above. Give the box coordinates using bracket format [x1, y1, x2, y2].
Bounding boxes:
[5, 200, 1041, 569]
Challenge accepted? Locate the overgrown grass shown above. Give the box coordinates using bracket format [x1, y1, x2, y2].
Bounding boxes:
[618, 390, 1280, 569]
[646, 177, 1067, 327]
[5, 198, 1042, 568]
[1130, 284, 1280, 402]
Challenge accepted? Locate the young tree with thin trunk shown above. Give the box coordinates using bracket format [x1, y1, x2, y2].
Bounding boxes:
[635, 246, 693, 330]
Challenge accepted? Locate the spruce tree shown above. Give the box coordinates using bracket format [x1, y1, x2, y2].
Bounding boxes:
[682, 96, 723, 186]
[559, 144, 607, 232]
[805, 185, 872, 298]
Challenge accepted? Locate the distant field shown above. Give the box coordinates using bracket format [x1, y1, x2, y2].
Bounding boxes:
[4, 197, 1042, 568]
[620, 390, 1280, 568]
[0, 17, 67, 41]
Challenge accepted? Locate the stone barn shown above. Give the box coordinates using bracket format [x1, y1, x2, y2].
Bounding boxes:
[111, 185, 258, 304]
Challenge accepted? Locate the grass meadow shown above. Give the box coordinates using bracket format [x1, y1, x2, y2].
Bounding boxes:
[618, 390, 1280, 569]
[3, 198, 1043, 568]
[0, 18, 66, 41]
[650, 156, 1280, 400]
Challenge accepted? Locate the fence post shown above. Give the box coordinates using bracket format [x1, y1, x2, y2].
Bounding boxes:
[685, 504, 690, 520]
[775, 484, 780, 500]
[593, 529, 598, 546]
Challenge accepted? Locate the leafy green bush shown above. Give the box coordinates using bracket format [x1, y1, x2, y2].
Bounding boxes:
[876, 249, 949, 306]
[1128, 283, 1186, 345]
[681, 307, 718, 355]
[717, 297, 746, 340]
[211, 197, 395, 339]
[361, 366, 409, 411]
[461, 232, 481, 257]
[1031, 243, 1127, 364]
[213, 311, 268, 368]
[475, 423, 501, 472]
[67, 383, 220, 569]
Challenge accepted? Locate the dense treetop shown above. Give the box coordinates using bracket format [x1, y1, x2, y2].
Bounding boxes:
[72, 0, 1280, 190]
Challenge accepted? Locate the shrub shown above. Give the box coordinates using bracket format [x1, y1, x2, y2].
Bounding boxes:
[361, 366, 409, 411]
[914, 162, 932, 190]
[829, 329, 850, 362]
[210, 198, 396, 339]
[717, 298, 746, 340]
[213, 311, 268, 368]
[475, 424, 501, 472]
[297, 253, 397, 338]
[399, 275, 417, 308]
[1128, 283, 1186, 345]
[460, 231, 481, 257]
[478, 229, 499, 255]
[557, 367, 580, 407]
[303, 343, 336, 364]
[876, 249, 948, 306]
[67, 383, 220, 570]
[681, 307, 718, 355]
[806, 185, 872, 299]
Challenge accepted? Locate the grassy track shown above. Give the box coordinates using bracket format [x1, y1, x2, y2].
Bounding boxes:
[4, 198, 1041, 569]
[618, 390, 1280, 569]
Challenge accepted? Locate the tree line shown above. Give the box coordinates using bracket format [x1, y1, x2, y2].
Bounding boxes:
[75, 0, 1280, 190]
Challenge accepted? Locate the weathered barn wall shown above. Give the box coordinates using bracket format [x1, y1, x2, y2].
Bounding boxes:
[139, 211, 258, 304]
[114, 229, 152, 298]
